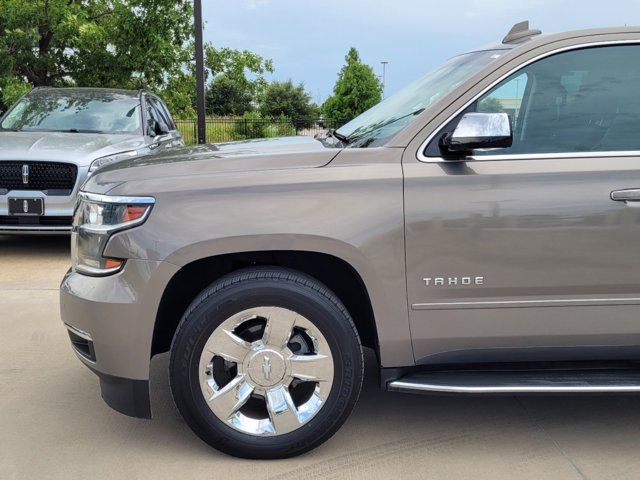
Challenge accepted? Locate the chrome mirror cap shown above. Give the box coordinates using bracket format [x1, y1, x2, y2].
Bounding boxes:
[445, 112, 513, 153]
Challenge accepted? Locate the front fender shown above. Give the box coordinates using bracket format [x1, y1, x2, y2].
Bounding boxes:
[103, 153, 413, 366]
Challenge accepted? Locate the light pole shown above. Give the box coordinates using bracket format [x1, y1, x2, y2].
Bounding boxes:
[380, 61, 389, 99]
[194, 0, 206, 144]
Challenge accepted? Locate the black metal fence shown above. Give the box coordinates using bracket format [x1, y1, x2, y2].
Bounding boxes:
[174, 117, 341, 145]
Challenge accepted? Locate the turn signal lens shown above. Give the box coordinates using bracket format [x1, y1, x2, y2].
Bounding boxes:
[122, 206, 147, 223]
[104, 258, 124, 270]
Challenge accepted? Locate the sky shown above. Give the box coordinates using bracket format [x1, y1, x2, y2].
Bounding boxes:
[202, 0, 640, 104]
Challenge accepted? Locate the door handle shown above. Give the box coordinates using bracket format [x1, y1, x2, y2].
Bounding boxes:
[611, 188, 640, 206]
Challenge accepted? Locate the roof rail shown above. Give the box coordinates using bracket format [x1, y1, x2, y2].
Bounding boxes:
[502, 21, 542, 44]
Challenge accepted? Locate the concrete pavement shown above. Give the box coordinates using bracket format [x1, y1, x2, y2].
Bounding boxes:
[2, 235, 640, 479]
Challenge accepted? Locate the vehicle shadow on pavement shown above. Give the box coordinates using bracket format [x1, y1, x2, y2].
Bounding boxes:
[0, 235, 71, 290]
[0, 234, 70, 253]
[143, 349, 640, 479]
[19, 325, 640, 480]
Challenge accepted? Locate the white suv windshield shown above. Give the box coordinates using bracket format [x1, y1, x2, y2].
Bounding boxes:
[336, 49, 507, 147]
[1, 92, 142, 134]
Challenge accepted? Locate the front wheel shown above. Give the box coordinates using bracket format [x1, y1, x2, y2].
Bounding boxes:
[169, 267, 364, 459]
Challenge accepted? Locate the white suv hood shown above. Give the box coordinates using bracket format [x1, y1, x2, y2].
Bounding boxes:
[0, 131, 147, 165]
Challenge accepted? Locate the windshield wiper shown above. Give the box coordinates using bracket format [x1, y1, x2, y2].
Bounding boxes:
[331, 130, 350, 144]
[346, 108, 426, 146]
[316, 129, 350, 148]
[62, 129, 105, 134]
[11, 128, 107, 134]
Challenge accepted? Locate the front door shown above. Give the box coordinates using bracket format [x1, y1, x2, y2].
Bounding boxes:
[404, 43, 640, 365]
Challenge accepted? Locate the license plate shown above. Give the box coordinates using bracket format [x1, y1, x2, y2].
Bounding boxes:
[8, 198, 44, 216]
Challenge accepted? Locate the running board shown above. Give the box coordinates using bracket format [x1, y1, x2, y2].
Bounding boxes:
[387, 369, 640, 394]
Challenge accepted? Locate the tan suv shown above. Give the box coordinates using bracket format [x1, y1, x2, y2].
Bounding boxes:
[61, 23, 640, 458]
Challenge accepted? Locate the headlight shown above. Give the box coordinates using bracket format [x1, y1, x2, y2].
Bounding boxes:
[72, 192, 155, 276]
[89, 150, 142, 173]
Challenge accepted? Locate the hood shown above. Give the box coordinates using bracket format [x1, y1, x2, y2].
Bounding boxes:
[210, 135, 331, 157]
[110, 135, 330, 166]
[0, 131, 146, 165]
[84, 136, 340, 194]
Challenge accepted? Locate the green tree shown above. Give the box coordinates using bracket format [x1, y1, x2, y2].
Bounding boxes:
[0, 0, 194, 111]
[205, 47, 273, 87]
[161, 71, 196, 119]
[322, 48, 382, 125]
[0, 1, 275, 119]
[206, 74, 254, 116]
[477, 96, 504, 113]
[201, 47, 273, 117]
[160, 47, 273, 119]
[259, 80, 317, 121]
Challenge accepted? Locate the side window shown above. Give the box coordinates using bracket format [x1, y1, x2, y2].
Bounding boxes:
[150, 98, 175, 130]
[145, 97, 160, 135]
[473, 44, 640, 155]
[156, 100, 176, 130]
[477, 73, 528, 131]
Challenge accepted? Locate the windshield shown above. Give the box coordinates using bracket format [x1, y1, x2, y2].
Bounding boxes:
[0, 92, 142, 134]
[335, 50, 507, 147]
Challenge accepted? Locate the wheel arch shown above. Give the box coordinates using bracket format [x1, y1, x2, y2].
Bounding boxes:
[152, 249, 381, 361]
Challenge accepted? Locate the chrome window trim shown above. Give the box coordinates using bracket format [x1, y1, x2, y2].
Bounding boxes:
[425, 150, 640, 163]
[417, 39, 640, 163]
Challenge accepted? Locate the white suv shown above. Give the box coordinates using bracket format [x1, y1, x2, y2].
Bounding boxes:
[0, 87, 184, 234]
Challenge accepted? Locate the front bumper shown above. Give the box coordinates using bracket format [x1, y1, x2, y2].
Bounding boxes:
[60, 259, 180, 418]
[0, 190, 75, 234]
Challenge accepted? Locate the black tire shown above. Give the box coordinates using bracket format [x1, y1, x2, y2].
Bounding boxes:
[169, 267, 364, 459]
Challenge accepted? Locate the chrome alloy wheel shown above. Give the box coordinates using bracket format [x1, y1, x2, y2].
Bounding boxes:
[198, 307, 334, 436]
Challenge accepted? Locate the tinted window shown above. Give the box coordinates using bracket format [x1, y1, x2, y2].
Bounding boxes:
[1, 92, 142, 134]
[477, 73, 528, 130]
[151, 98, 175, 130]
[145, 98, 162, 134]
[473, 45, 640, 155]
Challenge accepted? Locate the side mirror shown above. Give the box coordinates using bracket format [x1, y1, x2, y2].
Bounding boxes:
[443, 112, 512, 154]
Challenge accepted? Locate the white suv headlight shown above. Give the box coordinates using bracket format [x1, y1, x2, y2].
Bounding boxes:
[89, 150, 142, 173]
[72, 192, 155, 276]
